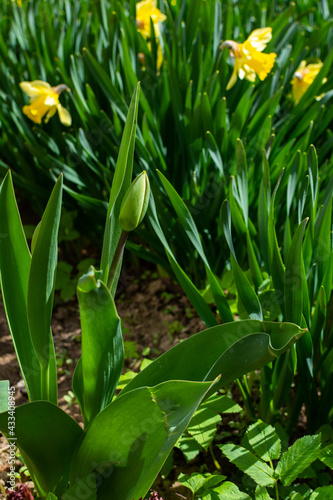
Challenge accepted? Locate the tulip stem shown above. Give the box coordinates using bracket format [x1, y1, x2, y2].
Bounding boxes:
[107, 230, 128, 291]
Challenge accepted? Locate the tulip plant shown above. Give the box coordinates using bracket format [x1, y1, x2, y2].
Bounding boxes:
[0, 85, 305, 500]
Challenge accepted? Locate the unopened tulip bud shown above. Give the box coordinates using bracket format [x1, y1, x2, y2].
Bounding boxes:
[119, 171, 150, 232]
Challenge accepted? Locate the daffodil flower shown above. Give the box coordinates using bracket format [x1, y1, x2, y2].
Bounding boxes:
[136, 0, 166, 72]
[19, 80, 72, 126]
[221, 27, 277, 90]
[136, 0, 167, 38]
[291, 60, 326, 105]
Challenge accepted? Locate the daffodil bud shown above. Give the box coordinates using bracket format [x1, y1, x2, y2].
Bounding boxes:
[119, 171, 150, 232]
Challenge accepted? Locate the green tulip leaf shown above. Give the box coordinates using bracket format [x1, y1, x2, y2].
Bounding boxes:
[0, 172, 41, 401]
[70, 379, 218, 500]
[77, 272, 124, 427]
[0, 402, 83, 498]
[121, 320, 305, 396]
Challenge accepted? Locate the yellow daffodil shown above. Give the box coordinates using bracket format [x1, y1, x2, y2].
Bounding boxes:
[19, 80, 72, 126]
[221, 27, 277, 90]
[136, 0, 167, 38]
[291, 60, 326, 105]
[136, 1, 166, 73]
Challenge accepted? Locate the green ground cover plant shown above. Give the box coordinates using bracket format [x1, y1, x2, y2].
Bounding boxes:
[179, 420, 333, 499]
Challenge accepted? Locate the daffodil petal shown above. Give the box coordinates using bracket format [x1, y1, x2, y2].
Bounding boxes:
[57, 104, 72, 126]
[19, 80, 53, 97]
[44, 106, 57, 124]
[246, 27, 272, 51]
[226, 68, 238, 90]
[136, 0, 166, 38]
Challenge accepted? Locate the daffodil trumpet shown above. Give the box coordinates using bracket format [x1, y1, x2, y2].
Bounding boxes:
[19, 80, 72, 126]
[221, 27, 277, 90]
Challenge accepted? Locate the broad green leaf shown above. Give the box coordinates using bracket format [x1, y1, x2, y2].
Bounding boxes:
[286, 493, 303, 500]
[27, 175, 62, 402]
[70, 379, 217, 500]
[310, 485, 333, 499]
[210, 481, 252, 499]
[177, 434, 203, 462]
[178, 472, 225, 495]
[243, 420, 281, 462]
[276, 434, 321, 486]
[63, 474, 97, 500]
[121, 320, 305, 396]
[77, 269, 124, 428]
[0, 381, 9, 413]
[0, 172, 41, 401]
[0, 402, 83, 498]
[317, 444, 333, 469]
[219, 443, 276, 487]
[202, 393, 242, 414]
[255, 485, 274, 500]
[46, 494, 59, 500]
[187, 407, 221, 450]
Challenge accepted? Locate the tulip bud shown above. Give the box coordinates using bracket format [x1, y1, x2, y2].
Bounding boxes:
[119, 171, 150, 232]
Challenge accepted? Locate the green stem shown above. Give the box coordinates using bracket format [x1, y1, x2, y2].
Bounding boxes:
[268, 459, 279, 500]
[107, 230, 128, 290]
[208, 444, 221, 471]
[237, 377, 255, 420]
